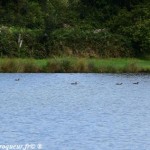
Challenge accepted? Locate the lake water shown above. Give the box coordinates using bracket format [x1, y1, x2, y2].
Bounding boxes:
[0, 73, 150, 150]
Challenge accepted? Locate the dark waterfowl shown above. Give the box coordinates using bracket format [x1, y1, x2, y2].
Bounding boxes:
[133, 82, 139, 84]
[116, 83, 123, 85]
[15, 78, 20, 81]
[71, 82, 78, 85]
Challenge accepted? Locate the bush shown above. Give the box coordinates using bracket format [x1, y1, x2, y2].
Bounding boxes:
[0, 26, 18, 57]
[50, 27, 130, 57]
[0, 26, 46, 58]
[108, 3, 150, 57]
[0, 1, 44, 29]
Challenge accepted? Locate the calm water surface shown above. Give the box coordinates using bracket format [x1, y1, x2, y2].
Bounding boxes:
[0, 73, 150, 150]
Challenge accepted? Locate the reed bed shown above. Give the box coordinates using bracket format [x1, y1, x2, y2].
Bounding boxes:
[0, 57, 150, 73]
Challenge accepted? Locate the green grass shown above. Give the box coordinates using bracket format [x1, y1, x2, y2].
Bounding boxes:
[0, 57, 150, 73]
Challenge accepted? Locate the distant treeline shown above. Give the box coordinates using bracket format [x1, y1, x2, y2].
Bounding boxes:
[0, 0, 150, 58]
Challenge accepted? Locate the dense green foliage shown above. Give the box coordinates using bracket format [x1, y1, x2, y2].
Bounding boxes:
[0, 0, 150, 58]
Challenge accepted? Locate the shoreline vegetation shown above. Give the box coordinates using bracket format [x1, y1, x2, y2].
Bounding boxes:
[0, 57, 150, 73]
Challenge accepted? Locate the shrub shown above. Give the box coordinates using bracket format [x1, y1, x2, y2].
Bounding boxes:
[108, 3, 150, 57]
[0, 26, 45, 58]
[50, 27, 129, 57]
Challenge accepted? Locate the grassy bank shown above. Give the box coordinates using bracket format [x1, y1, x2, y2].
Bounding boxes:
[0, 57, 150, 73]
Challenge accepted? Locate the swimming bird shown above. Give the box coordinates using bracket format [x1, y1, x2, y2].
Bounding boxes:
[116, 83, 123, 85]
[15, 78, 20, 81]
[71, 82, 78, 85]
[133, 82, 139, 84]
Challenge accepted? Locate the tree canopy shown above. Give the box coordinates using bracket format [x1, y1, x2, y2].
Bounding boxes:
[0, 0, 150, 58]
